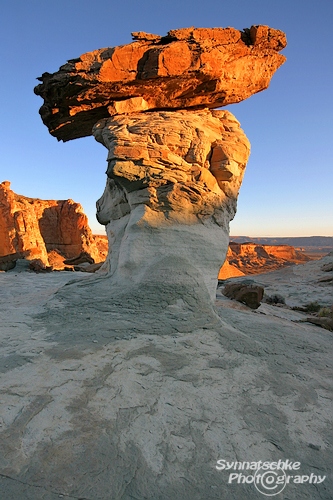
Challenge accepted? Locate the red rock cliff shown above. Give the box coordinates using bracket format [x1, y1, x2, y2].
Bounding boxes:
[0, 181, 102, 265]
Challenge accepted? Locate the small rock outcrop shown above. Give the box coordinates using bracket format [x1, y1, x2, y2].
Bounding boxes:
[0, 259, 16, 272]
[222, 280, 264, 309]
[28, 259, 53, 273]
[0, 181, 102, 267]
[0, 251, 28, 271]
[321, 262, 333, 272]
[34, 25, 286, 142]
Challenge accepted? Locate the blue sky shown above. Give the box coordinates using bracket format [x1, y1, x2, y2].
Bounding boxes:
[0, 0, 332, 236]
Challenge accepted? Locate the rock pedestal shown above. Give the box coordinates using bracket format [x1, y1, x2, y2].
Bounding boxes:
[94, 109, 250, 301]
[34, 25, 286, 305]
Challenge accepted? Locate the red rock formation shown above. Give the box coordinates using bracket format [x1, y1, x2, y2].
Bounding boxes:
[0, 181, 102, 266]
[34, 25, 286, 142]
[218, 241, 310, 278]
[0, 181, 49, 263]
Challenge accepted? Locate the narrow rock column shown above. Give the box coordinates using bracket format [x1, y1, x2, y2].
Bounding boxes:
[93, 109, 250, 302]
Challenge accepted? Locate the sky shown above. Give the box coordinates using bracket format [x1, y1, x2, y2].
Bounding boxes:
[0, 0, 332, 237]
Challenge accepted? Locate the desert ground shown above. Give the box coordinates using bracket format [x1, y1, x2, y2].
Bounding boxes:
[0, 254, 332, 499]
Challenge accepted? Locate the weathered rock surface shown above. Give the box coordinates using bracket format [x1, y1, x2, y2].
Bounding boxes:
[0, 181, 102, 267]
[219, 241, 311, 278]
[34, 25, 286, 142]
[18, 26, 332, 498]
[0, 256, 332, 499]
[321, 262, 333, 272]
[307, 315, 333, 332]
[94, 109, 250, 301]
[73, 261, 104, 273]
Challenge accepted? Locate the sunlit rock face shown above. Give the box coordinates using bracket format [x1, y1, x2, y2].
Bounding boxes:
[0, 181, 101, 265]
[94, 109, 250, 301]
[34, 25, 286, 142]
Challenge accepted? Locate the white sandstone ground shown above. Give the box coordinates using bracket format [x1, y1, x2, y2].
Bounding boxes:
[0, 256, 332, 499]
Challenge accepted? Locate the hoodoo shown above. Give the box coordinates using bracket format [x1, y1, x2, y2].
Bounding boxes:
[35, 25, 286, 305]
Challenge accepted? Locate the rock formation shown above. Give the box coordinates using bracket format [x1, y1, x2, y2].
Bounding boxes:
[34, 26, 286, 142]
[222, 280, 264, 309]
[34, 25, 286, 304]
[0, 181, 102, 267]
[7, 26, 333, 500]
[218, 241, 310, 278]
[0, 252, 25, 271]
[94, 109, 250, 300]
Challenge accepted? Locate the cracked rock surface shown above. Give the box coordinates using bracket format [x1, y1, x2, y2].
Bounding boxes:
[0, 256, 332, 499]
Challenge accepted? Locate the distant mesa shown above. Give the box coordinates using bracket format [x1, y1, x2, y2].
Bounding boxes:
[230, 236, 333, 258]
[218, 241, 311, 279]
[34, 25, 286, 142]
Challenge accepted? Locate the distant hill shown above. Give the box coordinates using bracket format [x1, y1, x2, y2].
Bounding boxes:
[230, 236, 333, 247]
[230, 237, 333, 259]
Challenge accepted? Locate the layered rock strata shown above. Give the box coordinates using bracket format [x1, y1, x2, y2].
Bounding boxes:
[34, 26, 286, 142]
[94, 109, 250, 301]
[0, 181, 101, 266]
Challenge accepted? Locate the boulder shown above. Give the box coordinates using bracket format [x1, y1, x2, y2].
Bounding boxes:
[222, 281, 264, 309]
[321, 262, 333, 272]
[63, 252, 95, 266]
[28, 259, 53, 273]
[34, 25, 286, 142]
[0, 260, 16, 271]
